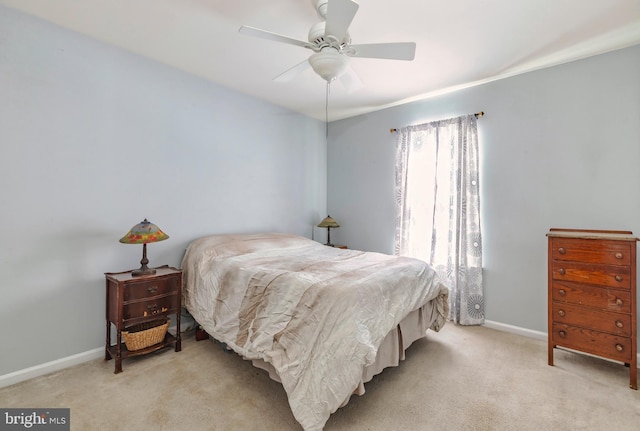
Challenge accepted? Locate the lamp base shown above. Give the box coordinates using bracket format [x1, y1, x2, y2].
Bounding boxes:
[132, 266, 156, 277]
[132, 243, 156, 276]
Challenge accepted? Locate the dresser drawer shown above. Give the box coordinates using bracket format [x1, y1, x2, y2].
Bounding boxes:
[124, 277, 179, 302]
[551, 302, 631, 337]
[552, 323, 632, 362]
[551, 281, 631, 313]
[551, 238, 631, 265]
[122, 295, 178, 323]
[551, 261, 631, 289]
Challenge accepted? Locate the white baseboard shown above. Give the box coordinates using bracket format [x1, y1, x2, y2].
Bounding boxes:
[0, 347, 103, 389]
[483, 319, 640, 366]
[483, 319, 547, 341]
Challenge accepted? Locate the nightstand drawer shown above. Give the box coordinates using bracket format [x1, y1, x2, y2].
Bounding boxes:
[551, 262, 631, 289]
[551, 282, 631, 313]
[122, 295, 178, 323]
[551, 303, 631, 337]
[124, 277, 179, 302]
[551, 238, 631, 265]
[552, 323, 632, 362]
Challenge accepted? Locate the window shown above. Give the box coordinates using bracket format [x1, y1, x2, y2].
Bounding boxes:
[394, 114, 483, 325]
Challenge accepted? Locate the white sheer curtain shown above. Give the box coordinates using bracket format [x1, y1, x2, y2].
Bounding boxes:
[394, 114, 483, 325]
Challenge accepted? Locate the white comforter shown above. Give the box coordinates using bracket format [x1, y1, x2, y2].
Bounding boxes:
[181, 233, 448, 431]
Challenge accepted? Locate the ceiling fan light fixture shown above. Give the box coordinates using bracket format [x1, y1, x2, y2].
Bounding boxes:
[309, 48, 349, 82]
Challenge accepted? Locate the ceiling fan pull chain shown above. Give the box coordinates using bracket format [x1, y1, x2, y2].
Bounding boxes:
[326, 81, 330, 138]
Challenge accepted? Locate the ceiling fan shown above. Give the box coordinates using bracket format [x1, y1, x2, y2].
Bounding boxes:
[239, 0, 416, 86]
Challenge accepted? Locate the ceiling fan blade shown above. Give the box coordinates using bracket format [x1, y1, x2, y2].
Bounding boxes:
[325, 0, 359, 42]
[273, 59, 311, 82]
[239, 25, 308, 49]
[349, 42, 416, 61]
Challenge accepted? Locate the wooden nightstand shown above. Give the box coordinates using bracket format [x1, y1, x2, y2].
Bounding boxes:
[105, 265, 182, 373]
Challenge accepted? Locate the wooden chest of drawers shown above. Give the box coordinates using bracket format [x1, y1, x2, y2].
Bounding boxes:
[547, 228, 638, 389]
[105, 265, 182, 373]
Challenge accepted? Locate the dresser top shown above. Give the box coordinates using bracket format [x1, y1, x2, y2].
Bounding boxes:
[547, 228, 638, 241]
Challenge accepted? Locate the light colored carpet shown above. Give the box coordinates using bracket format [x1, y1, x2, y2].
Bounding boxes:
[1, 324, 639, 430]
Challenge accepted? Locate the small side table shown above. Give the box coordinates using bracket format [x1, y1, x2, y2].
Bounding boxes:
[105, 265, 182, 373]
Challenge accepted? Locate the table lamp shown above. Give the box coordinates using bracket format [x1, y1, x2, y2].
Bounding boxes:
[119, 218, 169, 276]
[317, 215, 340, 246]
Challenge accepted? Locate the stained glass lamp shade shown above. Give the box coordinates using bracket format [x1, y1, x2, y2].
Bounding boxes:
[317, 215, 340, 247]
[119, 218, 169, 276]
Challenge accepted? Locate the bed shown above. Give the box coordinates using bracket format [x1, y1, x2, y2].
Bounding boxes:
[181, 232, 449, 431]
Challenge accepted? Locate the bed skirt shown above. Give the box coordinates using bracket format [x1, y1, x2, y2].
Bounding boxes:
[249, 305, 436, 406]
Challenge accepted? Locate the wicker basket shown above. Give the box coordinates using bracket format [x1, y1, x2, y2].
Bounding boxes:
[122, 318, 169, 351]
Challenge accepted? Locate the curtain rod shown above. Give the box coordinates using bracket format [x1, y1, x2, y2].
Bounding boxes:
[389, 111, 484, 133]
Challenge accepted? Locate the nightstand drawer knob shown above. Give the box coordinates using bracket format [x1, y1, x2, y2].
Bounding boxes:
[615, 275, 623, 282]
[615, 298, 624, 306]
[615, 321, 624, 329]
[148, 285, 158, 294]
[558, 310, 566, 317]
[558, 268, 565, 275]
[147, 304, 158, 311]
[558, 289, 566, 296]
[558, 330, 566, 338]
[615, 344, 624, 352]
[558, 247, 566, 254]
[615, 252, 623, 259]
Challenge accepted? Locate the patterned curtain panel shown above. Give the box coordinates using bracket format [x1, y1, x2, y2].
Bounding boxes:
[394, 114, 483, 325]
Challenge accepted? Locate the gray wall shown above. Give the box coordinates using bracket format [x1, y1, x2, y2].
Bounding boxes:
[0, 6, 327, 375]
[327, 45, 640, 334]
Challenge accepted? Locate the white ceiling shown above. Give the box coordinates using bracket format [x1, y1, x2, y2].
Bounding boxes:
[2, 0, 639, 121]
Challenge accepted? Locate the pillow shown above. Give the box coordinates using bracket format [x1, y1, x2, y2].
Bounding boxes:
[185, 232, 315, 260]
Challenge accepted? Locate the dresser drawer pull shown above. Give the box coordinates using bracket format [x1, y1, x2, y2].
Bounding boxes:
[615, 344, 624, 352]
[558, 310, 566, 317]
[558, 289, 566, 296]
[558, 247, 566, 254]
[558, 330, 566, 338]
[615, 321, 624, 329]
[147, 285, 158, 294]
[146, 304, 158, 311]
[615, 275, 623, 282]
[558, 268, 565, 275]
[615, 298, 624, 306]
[615, 252, 623, 259]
